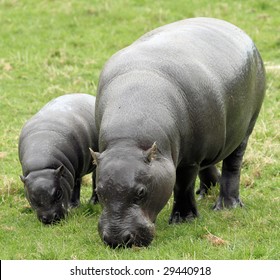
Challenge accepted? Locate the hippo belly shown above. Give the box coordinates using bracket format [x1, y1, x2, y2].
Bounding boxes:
[92, 17, 265, 247]
[19, 93, 98, 224]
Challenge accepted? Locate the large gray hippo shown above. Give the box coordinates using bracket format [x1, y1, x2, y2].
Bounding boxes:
[19, 93, 98, 224]
[91, 17, 266, 247]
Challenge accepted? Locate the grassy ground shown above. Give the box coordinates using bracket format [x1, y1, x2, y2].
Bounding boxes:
[0, 0, 279, 259]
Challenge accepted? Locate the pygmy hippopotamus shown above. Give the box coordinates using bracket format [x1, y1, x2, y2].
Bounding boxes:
[90, 17, 266, 247]
[19, 93, 98, 224]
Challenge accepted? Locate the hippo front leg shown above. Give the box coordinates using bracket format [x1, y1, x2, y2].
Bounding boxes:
[89, 169, 99, 204]
[70, 178, 81, 208]
[214, 137, 249, 210]
[169, 165, 199, 224]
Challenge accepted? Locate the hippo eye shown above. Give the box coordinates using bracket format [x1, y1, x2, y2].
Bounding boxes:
[137, 187, 146, 198]
[134, 185, 147, 204]
[56, 189, 63, 200]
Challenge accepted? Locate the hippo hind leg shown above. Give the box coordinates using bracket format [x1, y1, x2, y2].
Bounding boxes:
[214, 137, 249, 210]
[196, 165, 220, 199]
[169, 165, 199, 224]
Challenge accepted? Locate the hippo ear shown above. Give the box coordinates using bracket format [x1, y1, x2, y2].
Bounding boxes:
[55, 165, 64, 177]
[20, 175, 26, 183]
[146, 142, 157, 162]
[89, 148, 100, 165]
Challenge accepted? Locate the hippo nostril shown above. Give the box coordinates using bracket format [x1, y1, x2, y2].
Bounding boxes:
[53, 213, 60, 221]
[102, 230, 134, 248]
[122, 231, 134, 247]
[41, 216, 48, 224]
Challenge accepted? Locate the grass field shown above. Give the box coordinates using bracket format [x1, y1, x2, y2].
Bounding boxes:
[0, 0, 279, 259]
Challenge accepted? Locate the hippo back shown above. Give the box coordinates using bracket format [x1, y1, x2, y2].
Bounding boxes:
[96, 17, 265, 166]
[19, 94, 97, 178]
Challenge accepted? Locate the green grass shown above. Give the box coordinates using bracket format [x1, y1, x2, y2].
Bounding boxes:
[0, 0, 279, 259]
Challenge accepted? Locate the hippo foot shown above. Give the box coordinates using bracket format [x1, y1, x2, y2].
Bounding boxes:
[169, 211, 198, 224]
[213, 196, 244, 210]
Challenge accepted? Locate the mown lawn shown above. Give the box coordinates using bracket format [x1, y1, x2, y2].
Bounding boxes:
[0, 0, 279, 259]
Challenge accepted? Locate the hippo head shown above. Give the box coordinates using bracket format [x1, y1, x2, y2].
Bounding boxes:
[20, 166, 71, 224]
[90, 142, 176, 248]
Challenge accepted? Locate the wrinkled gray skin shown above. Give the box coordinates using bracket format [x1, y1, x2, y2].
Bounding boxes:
[93, 18, 266, 248]
[19, 94, 98, 224]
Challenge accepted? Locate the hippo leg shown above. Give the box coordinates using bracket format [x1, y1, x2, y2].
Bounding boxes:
[70, 178, 81, 208]
[196, 165, 220, 199]
[89, 169, 99, 204]
[214, 137, 249, 210]
[169, 165, 199, 224]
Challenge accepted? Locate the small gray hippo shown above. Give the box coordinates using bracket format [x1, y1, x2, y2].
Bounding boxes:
[91, 17, 266, 247]
[19, 93, 98, 224]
